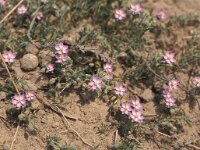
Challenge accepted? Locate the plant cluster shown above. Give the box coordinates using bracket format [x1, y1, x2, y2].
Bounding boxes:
[0, 0, 200, 149]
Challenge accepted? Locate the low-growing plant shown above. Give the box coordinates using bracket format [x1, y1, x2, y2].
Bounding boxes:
[0, 0, 200, 149]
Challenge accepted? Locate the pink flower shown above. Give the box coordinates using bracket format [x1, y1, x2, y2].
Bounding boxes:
[36, 12, 44, 20]
[55, 42, 68, 54]
[164, 96, 176, 107]
[0, 0, 6, 6]
[46, 63, 54, 72]
[25, 91, 36, 101]
[130, 4, 142, 14]
[114, 84, 126, 97]
[192, 77, 200, 88]
[156, 9, 168, 21]
[88, 76, 103, 91]
[130, 110, 144, 123]
[130, 98, 143, 111]
[56, 53, 67, 63]
[114, 9, 126, 20]
[11, 94, 26, 109]
[168, 78, 179, 91]
[163, 89, 172, 98]
[163, 51, 176, 64]
[120, 102, 132, 115]
[103, 63, 112, 73]
[17, 5, 28, 14]
[2, 50, 16, 63]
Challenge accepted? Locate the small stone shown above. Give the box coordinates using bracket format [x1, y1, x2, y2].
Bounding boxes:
[20, 54, 39, 71]
[31, 100, 40, 109]
[52, 122, 60, 128]
[0, 92, 6, 100]
[141, 89, 154, 102]
[25, 43, 39, 55]
[41, 116, 48, 124]
[49, 78, 57, 85]
[37, 109, 45, 116]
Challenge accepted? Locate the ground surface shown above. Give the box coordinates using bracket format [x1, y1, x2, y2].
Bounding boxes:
[0, 0, 200, 150]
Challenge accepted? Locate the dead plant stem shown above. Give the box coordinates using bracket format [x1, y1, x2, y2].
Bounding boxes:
[0, 53, 20, 94]
[9, 122, 20, 150]
[55, 106, 93, 148]
[0, 0, 25, 24]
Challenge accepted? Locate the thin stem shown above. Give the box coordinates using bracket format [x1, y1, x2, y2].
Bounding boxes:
[9, 122, 20, 150]
[0, 53, 20, 94]
[27, 6, 42, 48]
[0, 0, 25, 24]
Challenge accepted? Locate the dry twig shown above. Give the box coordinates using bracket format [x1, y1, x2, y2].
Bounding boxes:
[35, 93, 77, 121]
[0, 0, 25, 24]
[55, 106, 93, 148]
[0, 53, 20, 94]
[145, 50, 168, 81]
[27, 6, 42, 48]
[114, 130, 118, 145]
[143, 125, 172, 138]
[9, 123, 20, 150]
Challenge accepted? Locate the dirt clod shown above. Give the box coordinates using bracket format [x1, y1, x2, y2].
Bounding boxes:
[52, 122, 60, 128]
[25, 43, 39, 55]
[0, 92, 6, 100]
[31, 100, 41, 109]
[20, 54, 39, 71]
[141, 88, 155, 102]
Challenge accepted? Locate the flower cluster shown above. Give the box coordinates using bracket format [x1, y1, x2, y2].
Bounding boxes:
[11, 91, 36, 109]
[192, 76, 200, 88]
[114, 4, 168, 22]
[163, 51, 176, 65]
[103, 63, 113, 80]
[163, 89, 176, 107]
[88, 76, 103, 91]
[55, 42, 68, 63]
[88, 64, 127, 98]
[156, 8, 168, 21]
[2, 50, 16, 63]
[120, 98, 144, 123]
[162, 78, 179, 107]
[114, 3, 142, 20]
[17, 5, 28, 15]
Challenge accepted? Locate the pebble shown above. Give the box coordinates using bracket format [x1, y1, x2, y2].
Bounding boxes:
[25, 43, 39, 55]
[0, 92, 6, 100]
[20, 54, 39, 71]
[52, 122, 60, 128]
[141, 89, 154, 102]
